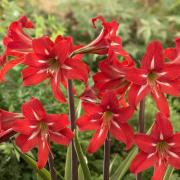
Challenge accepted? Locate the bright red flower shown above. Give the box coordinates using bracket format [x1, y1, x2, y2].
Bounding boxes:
[13, 97, 73, 168]
[0, 16, 33, 80]
[22, 35, 89, 103]
[130, 113, 180, 180]
[126, 40, 180, 116]
[164, 37, 180, 64]
[73, 16, 128, 56]
[0, 109, 22, 142]
[76, 91, 134, 153]
[93, 50, 134, 96]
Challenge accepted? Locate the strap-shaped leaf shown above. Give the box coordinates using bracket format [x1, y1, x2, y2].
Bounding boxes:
[163, 166, 174, 180]
[14, 147, 51, 180]
[74, 131, 92, 180]
[110, 146, 138, 180]
[78, 165, 85, 180]
[64, 146, 71, 180]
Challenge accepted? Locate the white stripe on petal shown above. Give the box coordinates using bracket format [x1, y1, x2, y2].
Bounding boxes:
[150, 57, 155, 70]
[137, 83, 148, 97]
[168, 151, 179, 158]
[28, 130, 40, 140]
[32, 110, 41, 121]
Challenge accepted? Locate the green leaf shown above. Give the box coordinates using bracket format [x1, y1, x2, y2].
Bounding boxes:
[14, 147, 51, 180]
[64, 146, 71, 180]
[78, 165, 85, 180]
[74, 131, 92, 180]
[110, 146, 138, 180]
[163, 166, 174, 180]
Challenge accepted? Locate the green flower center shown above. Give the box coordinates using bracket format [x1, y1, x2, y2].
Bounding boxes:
[156, 141, 169, 160]
[38, 121, 48, 132]
[147, 71, 157, 81]
[47, 58, 60, 74]
[103, 111, 113, 126]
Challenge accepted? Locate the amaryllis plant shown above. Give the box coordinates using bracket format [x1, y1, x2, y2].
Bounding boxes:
[0, 15, 179, 180]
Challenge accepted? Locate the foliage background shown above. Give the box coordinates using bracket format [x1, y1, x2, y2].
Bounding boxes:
[0, 0, 180, 179]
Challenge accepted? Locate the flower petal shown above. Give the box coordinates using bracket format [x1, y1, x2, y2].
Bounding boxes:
[130, 151, 156, 173]
[37, 136, 50, 169]
[16, 134, 38, 153]
[141, 41, 164, 71]
[46, 114, 69, 131]
[82, 102, 103, 115]
[150, 113, 173, 140]
[22, 67, 48, 86]
[21, 97, 46, 121]
[87, 124, 108, 153]
[50, 70, 66, 103]
[110, 120, 133, 149]
[151, 89, 169, 117]
[134, 134, 156, 153]
[76, 114, 101, 131]
[152, 164, 167, 180]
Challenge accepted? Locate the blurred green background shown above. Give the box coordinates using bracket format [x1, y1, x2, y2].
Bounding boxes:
[0, 0, 180, 179]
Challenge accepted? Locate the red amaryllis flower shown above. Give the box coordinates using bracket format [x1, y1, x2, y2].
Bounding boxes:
[72, 16, 128, 56]
[13, 97, 73, 168]
[126, 40, 180, 116]
[130, 113, 180, 180]
[22, 35, 89, 103]
[0, 16, 33, 80]
[76, 91, 134, 153]
[93, 50, 134, 96]
[0, 109, 22, 142]
[164, 37, 180, 64]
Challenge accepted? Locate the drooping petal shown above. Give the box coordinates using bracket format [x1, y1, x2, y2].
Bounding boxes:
[164, 48, 177, 61]
[141, 40, 164, 71]
[37, 135, 50, 169]
[16, 134, 38, 153]
[168, 152, 180, 169]
[50, 70, 66, 103]
[21, 97, 46, 121]
[46, 114, 69, 131]
[0, 59, 23, 81]
[130, 151, 157, 173]
[22, 67, 48, 86]
[152, 164, 167, 180]
[87, 124, 108, 153]
[110, 120, 133, 149]
[151, 88, 169, 117]
[128, 84, 150, 108]
[150, 113, 173, 140]
[134, 134, 156, 153]
[76, 114, 101, 131]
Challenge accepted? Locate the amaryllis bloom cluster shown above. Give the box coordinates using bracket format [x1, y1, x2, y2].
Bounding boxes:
[130, 113, 180, 180]
[12, 97, 73, 168]
[0, 16, 33, 80]
[22, 35, 89, 102]
[73, 16, 128, 56]
[76, 91, 134, 153]
[126, 41, 180, 116]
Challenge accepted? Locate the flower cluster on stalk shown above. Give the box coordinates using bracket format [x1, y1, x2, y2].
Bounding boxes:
[0, 15, 180, 179]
